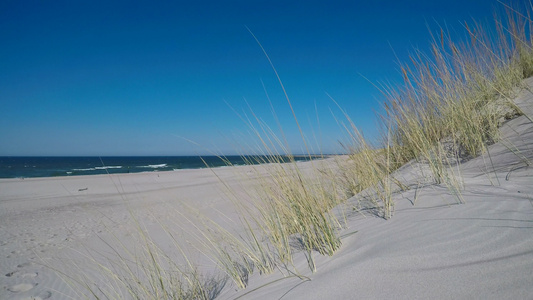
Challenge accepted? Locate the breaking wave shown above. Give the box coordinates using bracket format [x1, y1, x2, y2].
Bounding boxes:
[139, 164, 167, 168]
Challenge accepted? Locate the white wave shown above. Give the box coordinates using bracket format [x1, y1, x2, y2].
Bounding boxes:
[94, 166, 123, 170]
[73, 168, 96, 171]
[150, 164, 167, 168]
[139, 164, 167, 168]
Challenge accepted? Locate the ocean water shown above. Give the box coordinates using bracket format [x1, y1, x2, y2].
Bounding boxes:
[0, 156, 314, 178]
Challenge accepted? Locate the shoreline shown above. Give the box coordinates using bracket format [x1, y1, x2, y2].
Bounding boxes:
[0, 154, 332, 180]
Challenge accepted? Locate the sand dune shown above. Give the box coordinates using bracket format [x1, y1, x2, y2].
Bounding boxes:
[220, 79, 533, 299]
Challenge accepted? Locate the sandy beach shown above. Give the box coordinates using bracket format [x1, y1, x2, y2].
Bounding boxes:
[4, 1, 533, 299]
[2, 86, 533, 299]
[0, 164, 257, 299]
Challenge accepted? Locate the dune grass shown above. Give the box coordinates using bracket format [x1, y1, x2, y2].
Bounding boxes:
[203, 27, 350, 276]
[335, 2, 533, 213]
[384, 3, 531, 169]
[245, 155, 345, 271]
[210, 106, 347, 275]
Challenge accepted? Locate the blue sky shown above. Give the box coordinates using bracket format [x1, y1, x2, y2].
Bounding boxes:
[0, 0, 505, 156]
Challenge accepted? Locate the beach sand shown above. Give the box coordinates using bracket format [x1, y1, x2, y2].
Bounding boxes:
[0, 164, 260, 299]
[1, 80, 533, 299]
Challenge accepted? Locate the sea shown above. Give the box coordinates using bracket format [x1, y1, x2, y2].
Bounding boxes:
[0, 156, 316, 179]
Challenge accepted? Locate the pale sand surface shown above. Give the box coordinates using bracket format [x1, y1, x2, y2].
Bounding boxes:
[0, 164, 261, 299]
[1, 80, 533, 299]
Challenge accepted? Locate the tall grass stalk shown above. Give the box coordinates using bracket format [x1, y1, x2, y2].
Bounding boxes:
[207, 29, 350, 276]
[332, 97, 397, 219]
[231, 115, 345, 272]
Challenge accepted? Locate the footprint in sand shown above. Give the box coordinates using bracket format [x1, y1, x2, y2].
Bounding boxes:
[5, 270, 17, 277]
[21, 272, 38, 278]
[20, 290, 52, 300]
[38, 291, 52, 299]
[7, 283, 36, 292]
[17, 262, 33, 268]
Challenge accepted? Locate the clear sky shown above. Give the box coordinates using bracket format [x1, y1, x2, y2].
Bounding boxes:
[0, 0, 507, 156]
